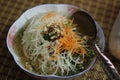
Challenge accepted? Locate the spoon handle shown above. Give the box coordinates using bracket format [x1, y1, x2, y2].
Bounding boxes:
[94, 44, 120, 80]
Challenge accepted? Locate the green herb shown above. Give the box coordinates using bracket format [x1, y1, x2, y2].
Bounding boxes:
[43, 34, 51, 41]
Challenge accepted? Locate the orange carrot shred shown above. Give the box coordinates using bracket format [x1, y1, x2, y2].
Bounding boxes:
[55, 26, 87, 55]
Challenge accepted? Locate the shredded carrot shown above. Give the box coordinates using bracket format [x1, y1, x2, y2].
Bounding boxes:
[55, 25, 87, 56]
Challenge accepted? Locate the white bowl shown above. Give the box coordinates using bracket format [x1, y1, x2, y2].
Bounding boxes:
[6, 4, 105, 80]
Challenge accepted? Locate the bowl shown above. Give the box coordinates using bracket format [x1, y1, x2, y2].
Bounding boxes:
[6, 4, 105, 80]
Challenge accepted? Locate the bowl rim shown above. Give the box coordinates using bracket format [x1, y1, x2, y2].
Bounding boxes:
[6, 4, 105, 79]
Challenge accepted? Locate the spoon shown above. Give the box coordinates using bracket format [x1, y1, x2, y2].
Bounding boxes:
[71, 10, 120, 80]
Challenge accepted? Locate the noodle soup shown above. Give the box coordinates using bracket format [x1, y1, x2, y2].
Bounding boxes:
[13, 12, 95, 76]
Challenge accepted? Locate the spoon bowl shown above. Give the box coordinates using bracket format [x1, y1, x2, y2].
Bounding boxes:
[71, 10, 97, 38]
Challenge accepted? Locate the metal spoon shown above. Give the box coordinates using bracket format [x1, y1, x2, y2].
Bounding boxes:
[71, 10, 120, 80]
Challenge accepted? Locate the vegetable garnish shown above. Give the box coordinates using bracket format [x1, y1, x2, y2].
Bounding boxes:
[52, 23, 87, 60]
